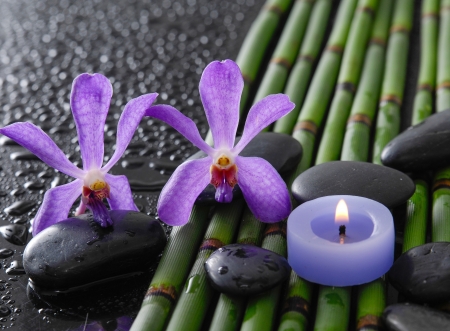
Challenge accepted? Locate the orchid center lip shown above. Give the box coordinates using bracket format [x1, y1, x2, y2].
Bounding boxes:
[213, 152, 235, 169]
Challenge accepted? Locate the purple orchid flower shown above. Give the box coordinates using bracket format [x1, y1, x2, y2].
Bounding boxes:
[0, 73, 157, 236]
[144, 60, 295, 226]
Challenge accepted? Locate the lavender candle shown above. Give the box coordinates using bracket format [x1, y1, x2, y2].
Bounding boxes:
[287, 195, 394, 286]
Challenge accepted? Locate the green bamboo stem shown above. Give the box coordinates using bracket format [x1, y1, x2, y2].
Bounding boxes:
[252, 0, 315, 108]
[313, 286, 351, 331]
[165, 200, 245, 331]
[432, 1, 450, 243]
[436, 0, 450, 112]
[273, 0, 333, 134]
[355, 279, 385, 330]
[277, 272, 313, 331]
[372, 0, 414, 165]
[240, 221, 288, 331]
[130, 205, 210, 331]
[289, 0, 358, 179]
[403, 179, 429, 252]
[315, 0, 379, 164]
[204, 0, 293, 145]
[340, 0, 393, 161]
[412, 0, 439, 125]
[208, 207, 265, 331]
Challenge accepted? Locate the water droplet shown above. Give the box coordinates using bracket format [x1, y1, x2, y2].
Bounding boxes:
[10, 151, 39, 161]
[218, 266, 228, 274]
[24, 181, 44, 190]
[0, 224, 28, 245]
[4, 200, 35, 216]
[185, 274, 201, 293]
[263, 256, 279, 271]
[0, 249, 14, 259]
[0, 307, 10, 317]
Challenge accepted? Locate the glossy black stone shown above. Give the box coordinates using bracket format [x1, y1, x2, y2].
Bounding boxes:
[383, 303, 450, 331]
[23, 210, 167, 289]
[388, 242, 450, 304]
[204, 244, 291, 296]
[291, 161, 415, 208]
[381, 109, 450, 172]
[195, 132, 302, 204]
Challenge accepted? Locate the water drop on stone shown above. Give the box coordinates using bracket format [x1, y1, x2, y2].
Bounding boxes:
[218, 266, 228, 274]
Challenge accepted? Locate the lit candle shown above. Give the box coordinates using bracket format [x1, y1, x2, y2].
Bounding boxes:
[287, 195, 394, 286]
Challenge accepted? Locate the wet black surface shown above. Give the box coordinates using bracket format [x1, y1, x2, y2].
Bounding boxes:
[0, 0, 264, 329]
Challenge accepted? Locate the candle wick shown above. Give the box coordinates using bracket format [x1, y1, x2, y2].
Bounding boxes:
[339, 225, 346, 244]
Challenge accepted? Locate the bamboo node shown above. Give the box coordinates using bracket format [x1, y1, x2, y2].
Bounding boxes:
[356, 314, 383, 331]
[337, 82, 356, 94]
[264, 222, 287, 238]
[264, 4, 285, 16]
[326, 44, 344, 54]
[357, 6, 375, 18]
[347, 114, 372, 127]
[369, 37, 386, 48]
[380, 94, 402, 107]
[389, 25, 410, 34]
[297, 54, 315, 64]
[271, 57, 292, 70]
[293, 120, 318, 135]
[433, 179, 450, 191]
[145, 284, 177, 303]
[199, 238, 224, 252]
[242, 74, 253, 85]
[281, 296, 310, 318]
[417, 84, 433, 93]
[421, 12, 439, 19]
[437, 81, 450, 91]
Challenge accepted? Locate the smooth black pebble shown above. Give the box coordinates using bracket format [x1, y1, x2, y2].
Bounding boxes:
[204, 244, 291, 296]
[23, 210, 167, 289]
[381, 109, 450, 172]
[291, 161, 415, 208]
[383, 303, 450, 331]
[388, 242, 450, 304]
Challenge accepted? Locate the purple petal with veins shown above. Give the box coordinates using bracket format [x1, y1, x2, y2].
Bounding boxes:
[70, 73, 112, 170]
[157, 157, 211, 226]
[235, 156, 291, 223]
[145, 104, 215, 155]
[199, 60, 242, 149]
[105, 173, 138, 211]
[32, 179, 82, 236]
[232, 94, 295, 155]
[103, 93, 158, 172]
[0, 122, 85, 179]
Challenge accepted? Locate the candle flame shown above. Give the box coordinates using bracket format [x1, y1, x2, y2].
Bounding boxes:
[335, 199, 349, 223]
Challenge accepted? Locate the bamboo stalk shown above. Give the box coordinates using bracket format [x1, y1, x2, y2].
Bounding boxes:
[371, 0, 414, 165]
[290, 0, 358, 179]
[240, 221, 288, 331]
[412, 0, 439, 125]
[340, 0, 393, 161]
[130, 205, 210, 331]
[436, 0, 450, 113]
[208, 207, 265, 331]
[315, 0, 379, 164]
[252, 0, 315, 107]
[165, 200, 245, 331]
[313, 286, 351, 331]
[272, 0, 333, 134]
[355, 279, 385, 331]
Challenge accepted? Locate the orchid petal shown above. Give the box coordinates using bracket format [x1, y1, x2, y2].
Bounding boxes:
[105, 173, 139, 211]
[0, 122, 85, 179]
[32, 179, 82, 236]
[199, 60, 243, 149]
[70, 73, 112, 170]
[232, 94, 295, 154]
[145, 104, 215, 155]
[103, 93, 158, 172]
[235, 156, 291, 223]
[158, 157, 211, 226]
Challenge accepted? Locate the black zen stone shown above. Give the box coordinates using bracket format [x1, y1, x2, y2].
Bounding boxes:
[381, 109, 450, 172]
[204, 244, 291, 296]
[388, 242, 450, 304]
[23, 210, 166, 289]
[291, 161, 415, 208]
[383, 303, 450, 331]
[194, 132, 303, 204]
